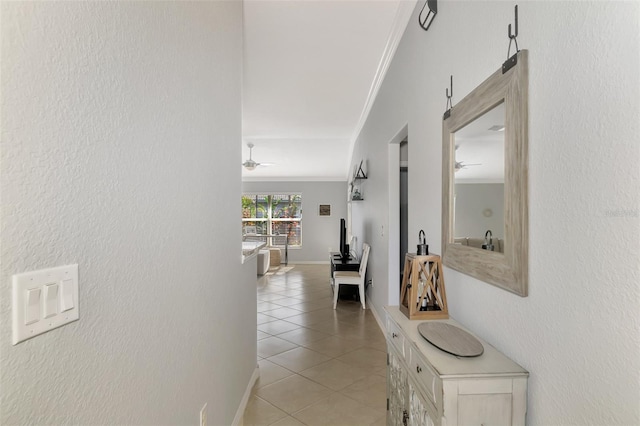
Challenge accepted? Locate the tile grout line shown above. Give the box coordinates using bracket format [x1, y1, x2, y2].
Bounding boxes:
[250, 265, 387, 425]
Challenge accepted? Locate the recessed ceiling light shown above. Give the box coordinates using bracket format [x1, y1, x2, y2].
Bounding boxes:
[489, 125, 505, 132]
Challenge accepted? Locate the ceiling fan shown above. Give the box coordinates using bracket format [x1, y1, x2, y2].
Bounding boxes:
[454, 145, 481, 172]
[455, 161, 482, 172]
[242, 143, 273, 171]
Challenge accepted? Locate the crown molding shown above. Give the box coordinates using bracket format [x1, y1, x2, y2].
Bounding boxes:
[346, 0, 418, 176]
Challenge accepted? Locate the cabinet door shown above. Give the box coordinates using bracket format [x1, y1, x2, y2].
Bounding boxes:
[457, 394, 512, 425]
[388, 348, 408, 426]
[409, 380, 437, 426]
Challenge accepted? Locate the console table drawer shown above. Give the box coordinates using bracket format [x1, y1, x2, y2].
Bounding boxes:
[387, 317, 406, 358]
[409, 344, 441, 407]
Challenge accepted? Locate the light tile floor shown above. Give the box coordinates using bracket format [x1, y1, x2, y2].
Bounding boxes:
[243, 264, 387, 426]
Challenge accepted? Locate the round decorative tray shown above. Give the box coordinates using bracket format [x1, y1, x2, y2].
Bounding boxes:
[417, 322, 484, 357]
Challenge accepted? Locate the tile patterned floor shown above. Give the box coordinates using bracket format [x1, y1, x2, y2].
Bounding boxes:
[243, 264, 387, 426]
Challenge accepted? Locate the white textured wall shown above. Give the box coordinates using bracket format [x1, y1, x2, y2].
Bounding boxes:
[455, 183, 505, 239]
[1, 2, 256, 424]
[351, 1, 639, 424]
[242, 181, 348, 262]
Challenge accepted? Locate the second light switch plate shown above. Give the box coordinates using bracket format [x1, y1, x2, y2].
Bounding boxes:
[12, 264, 79, 345]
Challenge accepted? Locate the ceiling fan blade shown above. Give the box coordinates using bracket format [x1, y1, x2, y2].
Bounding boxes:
[455, 161, 482, 171]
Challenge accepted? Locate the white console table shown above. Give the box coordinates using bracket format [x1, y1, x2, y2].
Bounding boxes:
[385, 306, 528, 426]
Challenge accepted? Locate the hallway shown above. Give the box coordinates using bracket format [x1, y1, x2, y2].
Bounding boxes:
[243, 264, 387, 425]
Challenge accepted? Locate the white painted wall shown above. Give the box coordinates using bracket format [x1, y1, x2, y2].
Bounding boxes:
[455, 183, 504, 239]
[351, 1, 639, 424]
[1, 2, 256, 424]
[242, 181, 348, 262]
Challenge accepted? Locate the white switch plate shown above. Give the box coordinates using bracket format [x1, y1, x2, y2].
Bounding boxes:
[12, 264, 79, 345]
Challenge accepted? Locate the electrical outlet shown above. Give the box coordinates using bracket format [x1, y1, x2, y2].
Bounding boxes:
[368, 278, 373, 287]
[200, 403, 207, 426]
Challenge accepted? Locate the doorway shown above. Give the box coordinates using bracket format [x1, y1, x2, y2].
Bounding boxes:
[399, 139, 408, 282]
[388, 125, 408, 306]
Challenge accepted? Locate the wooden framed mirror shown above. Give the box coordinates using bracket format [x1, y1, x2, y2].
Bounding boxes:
[442, 50, 528, 296]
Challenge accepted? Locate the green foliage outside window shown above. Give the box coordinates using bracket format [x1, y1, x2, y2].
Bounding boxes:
[242, 194, 302, 246]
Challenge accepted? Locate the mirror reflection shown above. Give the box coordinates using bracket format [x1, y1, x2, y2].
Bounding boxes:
[453, 102, 505, 253]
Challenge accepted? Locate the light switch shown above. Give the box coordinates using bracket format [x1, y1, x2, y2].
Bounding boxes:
[43, 283, 59, 318]
[25, 288, 41, 325]
[60, 279, 75, 312]
[12, 264, 79, 345]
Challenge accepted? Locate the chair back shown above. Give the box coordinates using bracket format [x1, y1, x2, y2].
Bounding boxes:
[359, 243, 370, 276]
[349, 236, 357, 259]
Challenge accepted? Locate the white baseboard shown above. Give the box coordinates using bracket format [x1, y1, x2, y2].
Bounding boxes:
[369, 303, 386, 335]
[288, 261, 330, 265]
[232, 364, 260, 426]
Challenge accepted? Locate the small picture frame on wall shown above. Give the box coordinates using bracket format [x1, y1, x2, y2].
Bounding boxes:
[319, 204, 331, 216]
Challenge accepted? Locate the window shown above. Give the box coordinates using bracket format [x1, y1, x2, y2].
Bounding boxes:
[242, 193, 302, 247]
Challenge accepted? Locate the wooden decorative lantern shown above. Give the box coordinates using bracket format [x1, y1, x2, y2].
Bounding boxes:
[400, 253, 449, 320]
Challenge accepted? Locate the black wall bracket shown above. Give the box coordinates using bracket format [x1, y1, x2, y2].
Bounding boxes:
[443, 75, 453, 120]
[502, 5, 521, 74]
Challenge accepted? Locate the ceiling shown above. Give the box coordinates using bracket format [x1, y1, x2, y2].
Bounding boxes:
[242, 0, 412, 181]
[454, 102, 505, 183]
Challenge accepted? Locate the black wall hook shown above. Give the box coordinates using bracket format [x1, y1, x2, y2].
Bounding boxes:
[443, 75, 453, 119]
[508, 5, 519, 46]
[503, 5, 521, 74]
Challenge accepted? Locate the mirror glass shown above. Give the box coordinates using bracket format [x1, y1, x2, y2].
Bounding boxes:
[453, 102, 505, 253]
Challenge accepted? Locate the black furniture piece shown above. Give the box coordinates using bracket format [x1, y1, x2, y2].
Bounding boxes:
[330, 252, 361, 301]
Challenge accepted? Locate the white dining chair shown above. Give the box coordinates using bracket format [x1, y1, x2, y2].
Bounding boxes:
[333, 243, 370, 310]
